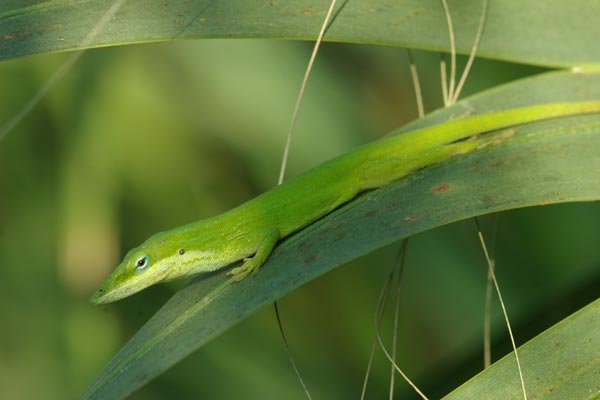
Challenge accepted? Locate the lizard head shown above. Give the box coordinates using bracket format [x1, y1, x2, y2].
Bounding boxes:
[89, 233, 175, 305]
[90, 248, 158, 305]
[90, 221, 224, 305]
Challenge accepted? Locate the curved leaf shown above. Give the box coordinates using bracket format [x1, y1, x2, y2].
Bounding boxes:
[444, 298, 600, 400]
[80, 70, 600, 399]
[1, 0, 599, 67]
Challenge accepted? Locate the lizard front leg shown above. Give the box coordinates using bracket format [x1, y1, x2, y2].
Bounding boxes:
[227, 227, 280, 282]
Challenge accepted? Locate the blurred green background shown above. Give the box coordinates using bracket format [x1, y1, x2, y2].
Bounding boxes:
[1, 39, 599, 399]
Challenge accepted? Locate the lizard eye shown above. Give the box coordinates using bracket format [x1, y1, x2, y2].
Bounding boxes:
[135, 255, 149, 270]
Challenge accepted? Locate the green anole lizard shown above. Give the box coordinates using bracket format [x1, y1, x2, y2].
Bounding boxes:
[90, 101, 600, 304]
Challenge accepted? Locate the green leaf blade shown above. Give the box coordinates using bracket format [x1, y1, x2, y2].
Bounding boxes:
[444, 299, 600, 400]
[1, 0, 600, 67]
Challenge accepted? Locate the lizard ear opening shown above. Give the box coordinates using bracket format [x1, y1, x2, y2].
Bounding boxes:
[134, 255, 149, 271]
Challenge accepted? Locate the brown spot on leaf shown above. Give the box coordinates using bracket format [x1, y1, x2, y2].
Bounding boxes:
[334, 231, 353, 241]
[386, 201, 402, 210]
[364, 210, 378, 218]
[298, 242, 312, 252]
[403, 215, 418, 223]
[430, 183, 451, 193]
[481, 195, 500, 203]
[0, 32, 32, 41]
[318, 222, 342, 236]
[303, 254, 319, 265]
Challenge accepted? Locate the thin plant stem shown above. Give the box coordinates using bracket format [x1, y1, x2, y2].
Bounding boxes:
[361, 240, 410, 399]
[361, 263, 395, 400]
[440, 55, 449, 105]
[277, 0, 338, 185]
[483, 261, 495, 368]
[452, 0, 489, 103]
[273, 302, 312, 400]
[374, 241, 428, 400]
[360, 334, 379, 399]
[475, 218, 528, 400]
[406, 49, 425, 118]
[483, 213, 501, 368]
[389, 241, 408, 400]
[440, 0, 457, 105]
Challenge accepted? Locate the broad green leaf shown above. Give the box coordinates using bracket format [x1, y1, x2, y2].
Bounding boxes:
[444, 298, 600, 400]
[1, 0, 599, 67]
[80, 70, 600, 399]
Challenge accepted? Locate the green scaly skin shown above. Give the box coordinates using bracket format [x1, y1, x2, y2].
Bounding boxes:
[90, 101, 600, 304]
